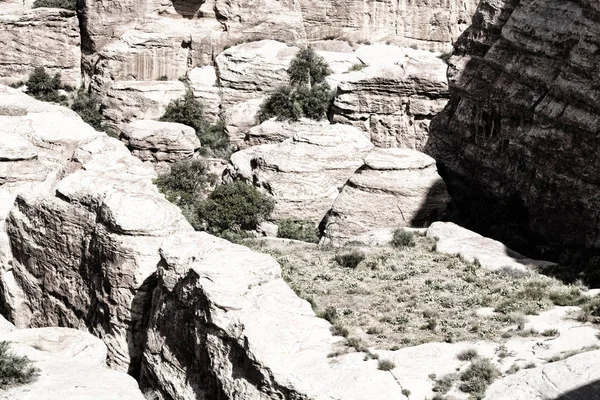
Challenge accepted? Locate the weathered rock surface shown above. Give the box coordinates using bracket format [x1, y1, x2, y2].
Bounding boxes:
[140, 232, 407, 400]
[427, 222, 555, 271]
[0, 8, 81, 88]
[427, 0, 600, 253]
[331, 46, 449, 150]
[120, 120, 200, 163]
[0, 85, 191, 374]
[0, 322, 145, 399]
[485, 350, 600, 400]
[323, 149, 449, 243]
[227, 120, 374, 222]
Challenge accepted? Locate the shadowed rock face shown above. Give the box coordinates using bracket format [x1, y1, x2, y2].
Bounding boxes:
[427, 0, 600, 255]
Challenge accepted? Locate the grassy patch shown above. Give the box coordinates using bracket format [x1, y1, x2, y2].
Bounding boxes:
[0, 341, 39, 389]
[458, 358, 500, 396]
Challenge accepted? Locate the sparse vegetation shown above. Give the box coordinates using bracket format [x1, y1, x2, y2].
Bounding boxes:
[334, 250, 365, 269]
[377, 359, 396, 371]
[160, 90, 229, 155]
[458, 358, 500, 396]
[0, 341, 39, 389]
[456, 348, 479, 361]
[348, 63, 366, 72]
[276, 219, 320, 243]
[542, 328, 559, 337]
[391, 228, 416, 248]
[433, 374, 456, 394]
[258, 47, 333, 122]
[70, 90, 104, 131]
[32, 0, 76, 10]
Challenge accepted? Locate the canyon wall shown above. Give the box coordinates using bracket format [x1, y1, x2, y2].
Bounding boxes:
[427, 0, 600, 254]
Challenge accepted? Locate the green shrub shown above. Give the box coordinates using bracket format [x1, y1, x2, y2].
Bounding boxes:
[377, 359, 396, 371]
[71, 90, 104, 131]
[32, 0, 75, 10]
[26, 67, 66, 104]
[0, 341, 39, 389]
[348, 63, 366, 72]
[155, 159, 217, 206]
[287, 47, 332, 87]
[258, 47, 333, 122]
[198, 181, 274, 234]
[456, 348, 479, 361]
[391, 229, 415, 248]
[160, 90, 229, 152]
[458, 358, 500, 396]
[276, 219, 319, 243]
[334, 250, 365, 269]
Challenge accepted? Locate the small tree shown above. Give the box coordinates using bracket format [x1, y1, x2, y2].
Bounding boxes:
[198, 181, 274, 234]
[155, 159, 217, 207]
[26, 67, 65, 104]
[71, 90, 104, 131]
[160, 90, 229, 153]
[258, 46, 333, 122]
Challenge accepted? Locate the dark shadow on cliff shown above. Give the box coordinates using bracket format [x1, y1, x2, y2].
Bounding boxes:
[551, 379, 600, 400]
[171, 0, 204, 19]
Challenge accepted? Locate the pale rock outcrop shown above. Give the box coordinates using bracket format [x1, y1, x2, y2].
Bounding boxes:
[427, 0, 600, 252]
[0, 86, 191, 374]
[120, 120, 201, 163]
[227, 120, 374, 222]
[188, 66, 221, 122]
[0, 323, 145, 399]
[0, 8, 81, 88]
[427, 222, 555, 271]
[323, 149, 449, 244]
[103, 80, 187, 125]
[485, 350, 600, 400]
[140, 232, 407, 400]
[223, 97, 264, 147]
[215, 40, 299, 106]
[331, 46, 449, 150]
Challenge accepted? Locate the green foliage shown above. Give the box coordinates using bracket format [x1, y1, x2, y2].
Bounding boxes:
[71, 90, 104, 131]
[32, 0, 75, 9]
[458, 358, 500, 396]
[334, 250, 365, 269]
[155, 159, 217, 206]
[457, 348, 479, 361]
[198, 181, 274, 234]
[26, 67, 66, 104]
[276, 219, 319, 243]
[377, 359, 396, 371]
[391, 228, 416, 248]
[0, 341, 39, 389]
[258, 47, 333, 122]
[348, 63, 366, 72]
[287, 47, 332, 87]
[160, 90, 229, 152]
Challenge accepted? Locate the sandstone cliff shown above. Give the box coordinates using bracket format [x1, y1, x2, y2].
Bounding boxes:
[427, 0, 600, 254]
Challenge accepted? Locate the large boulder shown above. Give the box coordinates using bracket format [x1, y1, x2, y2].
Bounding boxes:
[331, 46, 449, 150]
[226, 120, 374, 222]
[120, 120, 201, 163]
[0, 323, 145, 400]
[323, 149, 449, 244]
[0, 8, 81, 88]
[426, 0, 600, 253]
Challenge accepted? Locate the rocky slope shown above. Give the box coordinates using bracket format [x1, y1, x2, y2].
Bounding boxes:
[427, 0, 600, 254]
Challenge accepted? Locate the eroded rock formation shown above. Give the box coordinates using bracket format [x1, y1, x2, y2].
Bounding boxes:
[427, 0, 600, 254]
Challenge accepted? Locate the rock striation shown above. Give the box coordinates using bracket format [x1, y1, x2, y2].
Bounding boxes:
[0, 8, 81, 88]
[427, 0, 600, 253]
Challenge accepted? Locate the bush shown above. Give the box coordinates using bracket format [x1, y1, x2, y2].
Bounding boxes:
[287, 47, 332, 87]
[258, 46, 333, 122]
[198, 181, 274, 234]
[0, 341, 39, 389]
[155, 159, 217, 206]
[456, 348, 479, 361]
[71, 90, 104, 131]
[334, 250, 365, 269]
[276, 219, 319, 243]
[377, 359, 396, 371]
[458, 358, 500, 395]
[160, 90, 229, 152]
[391, 228, 415, 248]
[26, 67, 66, 104]
[32, 0, 75, 9]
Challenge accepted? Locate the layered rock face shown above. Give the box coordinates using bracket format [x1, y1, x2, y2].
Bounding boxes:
[0, 85, 191, 374]
[427, 0, 600, 253]
[0, 7, 81, 87]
